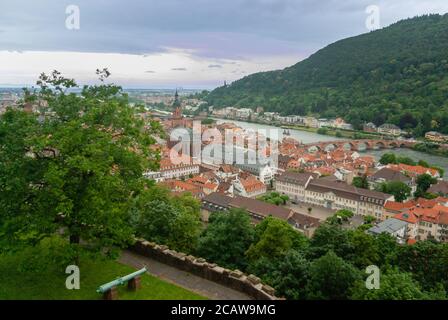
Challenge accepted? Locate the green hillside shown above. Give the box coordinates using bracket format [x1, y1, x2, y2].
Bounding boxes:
[206, 14, 448, 136]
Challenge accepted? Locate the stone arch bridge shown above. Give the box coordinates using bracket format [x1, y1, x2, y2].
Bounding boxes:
[303, 139, 416, 152]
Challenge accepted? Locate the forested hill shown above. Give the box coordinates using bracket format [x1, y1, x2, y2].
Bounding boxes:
[206, 14, 448, 136]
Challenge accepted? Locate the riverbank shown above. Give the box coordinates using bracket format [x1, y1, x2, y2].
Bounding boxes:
[412, 142, 448, 158]
[281, 124, 382, 140]
[212, 116, 383, 140]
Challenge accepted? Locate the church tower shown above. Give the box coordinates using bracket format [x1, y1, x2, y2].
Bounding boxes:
[172, 89, 182, 119]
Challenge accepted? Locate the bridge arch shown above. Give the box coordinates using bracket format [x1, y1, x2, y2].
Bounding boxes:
[372, 141, 386, 149]
[356, 142, 368, 151]
[388, 141, 399, 149]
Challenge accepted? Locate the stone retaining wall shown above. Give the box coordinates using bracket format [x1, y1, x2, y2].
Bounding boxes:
[130, 239, 278, 300]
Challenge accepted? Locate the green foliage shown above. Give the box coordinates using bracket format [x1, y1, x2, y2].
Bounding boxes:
[197, 208, 255, 270]
[0, 241, 205, 300]
[14, 236, 82, 274]
[325, 209, 354, 225]
[317, 127, 328, 135]
[351, 269, 428, 300]
[396, 156, 416, 166]
[380, 153, 397, 165]
[248, 250, 310, 300]
[307, 223, 354, 260]
[246, 216, 308, 262]
[306, 251, 361, 300]
[206, 15, 448, 137]
[414, 173, 438, 198]
[418, 160, 430, 167]
[352, 176, 369, 189]
[347, 230, 380, 269]
[0, 71, 160, 258]
[258, 192, 289, 206]
[201, 118, 215, 125]
[413, 142, 448, 158]
[131, 188, 202, 254]
[363, 215, 376, 224]
[378, 181, 411, 202]
[394, 241, 448, 291]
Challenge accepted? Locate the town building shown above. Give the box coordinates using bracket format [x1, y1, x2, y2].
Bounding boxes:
[161, 179, 205, 199]
[158, 157, 200, 179]
[383, 197, 448, 242]
[368, 167, 415, 193]
[425, 131, 448, 143]
[367, 218, 409, 244]
[201, 193, 320, 236]
[363, 122, 377, 133]
[428, 181, 448, 197]
[378, 123, 402, 136]
[304, 178, 393, 219]
[275, 172, 393, 218]
[233, 175, 267, 198]
[386, 163, 440, 179]
[235, 162, 277, 184]
[274, 172, 316, 203]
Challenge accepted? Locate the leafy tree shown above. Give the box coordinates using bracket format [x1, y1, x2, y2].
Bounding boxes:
[307, 223, 354, 261]
[246, 216, 308, 262]
[352, 176, 369, 189]
[326, 209, 354, 225]
[131, 189, 202, 254]
[394, 241, 448, 291]
[379, 153, 397, 165]
[373, 233, 400, 267]
[347, 230, 380, 268]
[306, 251, 361, 300]
[378, 181, 411, 202]
[418, 160, 430, 168]
[134, 199, 178, 244]
[248, 250, 310, 300]
[317, 128, 328, 135]
[197, 208, 255, 270]
[258, 192, 289, 206]
[396, 156, 416, 166]
[414, 174, 437, 198]
[168, 193, 202, 253]
[0, 70, 160, 260]
[363, 215, 376, 224]
[351, 269, 427, 300]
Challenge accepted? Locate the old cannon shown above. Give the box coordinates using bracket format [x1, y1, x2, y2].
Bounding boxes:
[97, 267, 147, 300]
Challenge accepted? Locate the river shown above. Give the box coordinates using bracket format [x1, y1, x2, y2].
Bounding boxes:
[214, 118, 448, 178]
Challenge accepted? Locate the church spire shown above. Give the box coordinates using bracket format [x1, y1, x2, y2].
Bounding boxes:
[172, 88, 181, 108]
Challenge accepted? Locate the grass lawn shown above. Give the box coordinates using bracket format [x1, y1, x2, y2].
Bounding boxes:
[0, 254, 205, 300]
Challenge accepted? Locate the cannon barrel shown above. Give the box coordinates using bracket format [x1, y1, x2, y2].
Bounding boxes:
[97, 267, 147, 293]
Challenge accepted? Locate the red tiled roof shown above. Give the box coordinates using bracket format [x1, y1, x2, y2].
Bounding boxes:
[384, 201, 414, 213]
[387, 164, 439, 177]
[240, 176, 266, 193]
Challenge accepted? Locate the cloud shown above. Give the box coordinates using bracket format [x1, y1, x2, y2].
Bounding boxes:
[145, 70, 156, 73]
[1, 0, 447, 58]
[1, 0, 447, 87]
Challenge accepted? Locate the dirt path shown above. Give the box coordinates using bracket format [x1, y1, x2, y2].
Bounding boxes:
[118, 250, 252, 300]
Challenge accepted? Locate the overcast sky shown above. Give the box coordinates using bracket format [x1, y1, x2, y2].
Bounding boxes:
[1, 0, 447, 89]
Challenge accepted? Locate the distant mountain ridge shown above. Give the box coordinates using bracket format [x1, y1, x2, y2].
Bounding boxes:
[206, 14, 448, 136]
